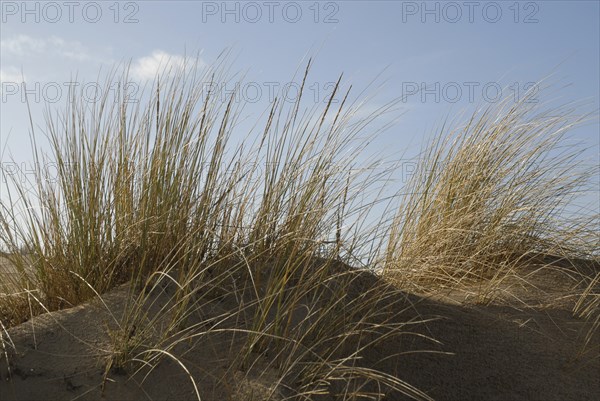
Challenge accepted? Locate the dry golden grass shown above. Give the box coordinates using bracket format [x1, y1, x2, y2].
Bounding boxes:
[382, 91, 597, 299]
[0, 58, 597, 400]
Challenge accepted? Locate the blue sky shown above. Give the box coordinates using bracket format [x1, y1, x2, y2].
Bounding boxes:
[1, 1, 599, 215]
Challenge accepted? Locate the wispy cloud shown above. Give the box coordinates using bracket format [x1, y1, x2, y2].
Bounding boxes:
[0, 66, 25, 83]
[1, 34, 91, 61]
[130, 50, 200, 81]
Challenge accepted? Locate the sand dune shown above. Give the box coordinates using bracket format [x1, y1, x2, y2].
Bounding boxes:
[1, 260, 598, 401]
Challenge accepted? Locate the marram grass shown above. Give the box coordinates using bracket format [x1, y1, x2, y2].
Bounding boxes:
[0, 59, 598, 400]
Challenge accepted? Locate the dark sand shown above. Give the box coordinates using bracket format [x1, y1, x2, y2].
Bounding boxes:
[1, 258, 598, 401]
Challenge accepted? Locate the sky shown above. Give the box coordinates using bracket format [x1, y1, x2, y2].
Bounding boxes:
[1, 1, 599, 220]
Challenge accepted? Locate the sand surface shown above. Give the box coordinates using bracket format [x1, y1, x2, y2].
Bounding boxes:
[0, 258, 598, 401]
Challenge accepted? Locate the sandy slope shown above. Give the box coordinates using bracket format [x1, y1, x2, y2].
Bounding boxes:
[0, 261, 598, 401]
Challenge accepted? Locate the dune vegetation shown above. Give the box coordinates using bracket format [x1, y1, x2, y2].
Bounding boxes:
[0, 58, 598, 400]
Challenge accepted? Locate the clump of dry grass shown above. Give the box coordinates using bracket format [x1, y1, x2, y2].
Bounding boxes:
[382, 90, 598, 302]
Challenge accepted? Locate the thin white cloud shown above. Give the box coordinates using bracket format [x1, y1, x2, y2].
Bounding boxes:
[1, 35, 45, 55]
[0, 66, 25, 83]
[1, 34, 91, 61]
[130, 50, 198, 81]
[47, 36, 91, 61]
